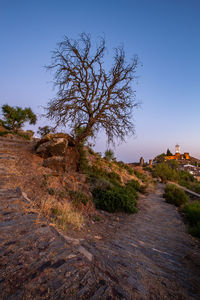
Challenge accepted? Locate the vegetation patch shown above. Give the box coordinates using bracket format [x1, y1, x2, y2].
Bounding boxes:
[163, 184, 189, 207]
[114, 161, 133, 175]
[134, 170, 148, 182]
[152, 162, 200, 193]
[183, 202, 200, 238]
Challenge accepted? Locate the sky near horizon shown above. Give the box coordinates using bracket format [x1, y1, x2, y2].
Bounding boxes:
[0, 0, 200, 162]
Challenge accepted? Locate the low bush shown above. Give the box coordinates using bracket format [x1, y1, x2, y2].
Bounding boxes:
[152, 162, 200, 194]
[163, 184, 189, 207]
[92, 185, 137, 213]
[152, 163, 178, 183]
[183, 202, 200, 238]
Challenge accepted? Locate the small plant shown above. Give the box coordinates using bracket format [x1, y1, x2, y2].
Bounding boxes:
[104, 149, 115, 161]
[163, 184, 189, 207]
[69, 190, 89, 206]
[48, 188, 55, 195]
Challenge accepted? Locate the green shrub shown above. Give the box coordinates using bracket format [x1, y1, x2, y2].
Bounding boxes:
[152, 163, 178, 182]
[92, 185, 137, 213]
[163, 184, 189, 207]
[183, 202, 200, 238]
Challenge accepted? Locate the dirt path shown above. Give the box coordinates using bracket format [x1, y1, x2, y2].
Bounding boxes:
[83, 185, 200, 299]
[0, 137, 200, 299]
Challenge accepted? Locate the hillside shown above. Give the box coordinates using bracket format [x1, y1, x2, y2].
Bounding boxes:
[0, 135, 200, 299]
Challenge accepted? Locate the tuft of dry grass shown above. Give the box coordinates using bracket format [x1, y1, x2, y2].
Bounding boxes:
[39, 197, 84, 230]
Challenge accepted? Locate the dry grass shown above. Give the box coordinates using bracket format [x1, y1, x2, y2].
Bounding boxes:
[39, 197, 84, 230]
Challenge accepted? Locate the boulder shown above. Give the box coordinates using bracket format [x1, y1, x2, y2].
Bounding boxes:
[38, 133, 75, 146]
[43, 156, 66, 172]
[36, 137, 68, 158]
[36, 133, 79, 172]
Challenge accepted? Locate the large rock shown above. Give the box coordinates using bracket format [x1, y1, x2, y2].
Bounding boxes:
[36, 137, 68, 158]
[43, 156, 66, 172]
[38, 133, 75, 146]
[36, 133, 79, 172]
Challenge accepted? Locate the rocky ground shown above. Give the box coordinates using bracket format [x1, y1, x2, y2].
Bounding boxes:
[0, 137, 200, 299]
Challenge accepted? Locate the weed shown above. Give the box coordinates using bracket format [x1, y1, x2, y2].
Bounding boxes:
[48, 188, 55, 195]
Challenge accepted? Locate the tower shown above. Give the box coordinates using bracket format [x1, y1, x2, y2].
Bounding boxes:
[175, 144, 180, 154]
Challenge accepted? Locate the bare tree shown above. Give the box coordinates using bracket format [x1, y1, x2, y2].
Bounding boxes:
[46, 33, 139, 145]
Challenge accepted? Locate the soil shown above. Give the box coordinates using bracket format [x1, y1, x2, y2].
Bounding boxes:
[0, 136, 200, 299]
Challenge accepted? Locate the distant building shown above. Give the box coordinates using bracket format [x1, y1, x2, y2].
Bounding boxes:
[165, 145, 190, 161]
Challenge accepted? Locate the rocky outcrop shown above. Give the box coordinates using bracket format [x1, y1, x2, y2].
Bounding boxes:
[36, 133, 79, 172]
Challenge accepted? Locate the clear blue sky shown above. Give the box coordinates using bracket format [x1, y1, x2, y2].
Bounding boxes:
[1, 0, 200, 162]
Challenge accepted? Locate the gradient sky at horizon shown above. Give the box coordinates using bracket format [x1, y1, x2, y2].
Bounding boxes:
[1, 0, 200, 162]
